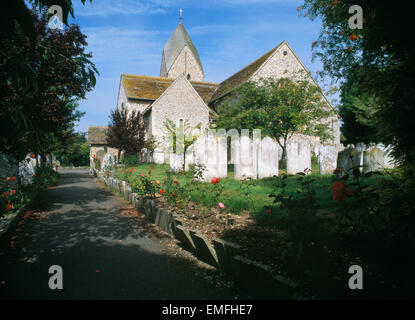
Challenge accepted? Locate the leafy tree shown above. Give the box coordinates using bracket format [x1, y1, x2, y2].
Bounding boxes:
[215, 77, 335, 165]
[339, 79, 380, 144]
[106, 104, 146, 162]
[164, 119, 201, 172]
[53, 131, 90, 166]
[301, 0, 415, 164]
[0, 7, 97, 160]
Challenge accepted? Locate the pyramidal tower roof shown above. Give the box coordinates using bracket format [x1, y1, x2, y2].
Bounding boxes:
[161, 22, 204, 75]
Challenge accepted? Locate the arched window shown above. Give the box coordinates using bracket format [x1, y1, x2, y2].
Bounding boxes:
[187, 74, 191, 80]
[178, 119, 184, 128]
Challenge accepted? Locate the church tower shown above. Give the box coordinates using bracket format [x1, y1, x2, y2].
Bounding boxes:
[160, 10, 204, 81]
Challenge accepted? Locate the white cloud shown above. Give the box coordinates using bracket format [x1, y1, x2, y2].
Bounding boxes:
[74, 0, 168, 17]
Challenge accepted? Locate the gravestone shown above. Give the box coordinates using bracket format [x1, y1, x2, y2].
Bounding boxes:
[169, 152, 183, 172]
[286, 139, 311, 175]
[363, 146, 385, 173]
[318, 145, 337, 175]
[19, 154, 37, 184]
[234, 135, 257, 179]
[194, 135, 228, 181]
[257, 137, 279, 178]
[101, 153, 116, 171]
[355, 142, 366, 169]
[216, 136, 228, 178]
[336, 147, 360, 174]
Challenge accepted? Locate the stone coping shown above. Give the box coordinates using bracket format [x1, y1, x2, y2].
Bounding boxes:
[92, 168, 298, 298]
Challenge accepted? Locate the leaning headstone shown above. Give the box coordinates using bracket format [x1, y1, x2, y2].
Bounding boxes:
[234, 135, 257, 179]
[258, 137, 279, 178]
[337, 147, 361, 174]
[363, 146, 385, 173]
[286, 139, 311, 175]
[318, 145, 337, 175]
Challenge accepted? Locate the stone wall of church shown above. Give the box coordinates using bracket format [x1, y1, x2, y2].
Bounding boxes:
[150, 75, 209, 151]
[126, 99, 152, 115]
[251, 42, 307, 83]
[117, 82, 152, 115]
[249, 42, 341, 146]
[167, 46, 204, 82]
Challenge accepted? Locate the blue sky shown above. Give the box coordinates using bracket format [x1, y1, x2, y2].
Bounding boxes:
[67, 0, 326, 133]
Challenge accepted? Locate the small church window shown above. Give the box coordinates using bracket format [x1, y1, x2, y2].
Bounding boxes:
[179, 119, 184, 128]
[187, 74, 191, 80]
[283, 51, 288, 56]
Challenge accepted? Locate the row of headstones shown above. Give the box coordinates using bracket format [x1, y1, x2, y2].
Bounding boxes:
[169, 136, 321, 181]
[336, 142, 395, 174]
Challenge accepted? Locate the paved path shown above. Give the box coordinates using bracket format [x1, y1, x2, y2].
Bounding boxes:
[0, 169, 236, 299]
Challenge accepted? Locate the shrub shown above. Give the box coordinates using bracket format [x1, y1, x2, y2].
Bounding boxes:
[131, 174, 159, 198]
[122, 155, 140, 167]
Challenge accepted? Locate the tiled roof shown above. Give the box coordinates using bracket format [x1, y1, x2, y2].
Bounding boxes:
[88, 126, 108, 145]
[121, 74, 218, 104]
[209, 42, 284, 102]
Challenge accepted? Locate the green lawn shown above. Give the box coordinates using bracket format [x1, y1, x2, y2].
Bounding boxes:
[114, 162, 387, 228]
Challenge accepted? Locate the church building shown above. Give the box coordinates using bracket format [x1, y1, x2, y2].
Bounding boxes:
[113, 12, 340, 163]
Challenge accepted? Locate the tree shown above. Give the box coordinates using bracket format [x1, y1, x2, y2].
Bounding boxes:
[339, 79, 380, 144]
[300, 0, 415, 164]
[215, 77, 335, 165]
[106, 104, 146, 162]
[0, 7, 98, 160]
[53, 132, 90, 166]
[164, 119, 201, 172]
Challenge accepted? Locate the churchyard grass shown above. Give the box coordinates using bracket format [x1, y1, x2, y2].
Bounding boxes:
[114, 163, 385, 227]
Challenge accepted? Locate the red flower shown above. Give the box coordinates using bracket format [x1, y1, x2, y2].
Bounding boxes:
[266, 208, 272, 216]
[5, 177, 11, 182]
[296, 7, 300, 11]
[211, 177, 220, 185]
[93, 154, 96, 159]
[6, 202, 13, 211]
[349, 34, 358, 41]
[160, 189, 164, 195]
[172, 193, 176, 196]
[30, 153, 36, 159]
[173, 180, 178, 184]
[11, 176, 16, 181]
[129, 169, 133, 173]
[9, 190, 16, 196]
[105, 172, 109, 176]
[1, 192, 8, 198]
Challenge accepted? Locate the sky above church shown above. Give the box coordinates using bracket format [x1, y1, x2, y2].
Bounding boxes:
[67, 0, 327, 133]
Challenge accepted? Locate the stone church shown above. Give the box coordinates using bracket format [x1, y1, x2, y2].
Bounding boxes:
[92, 14, 340, 164]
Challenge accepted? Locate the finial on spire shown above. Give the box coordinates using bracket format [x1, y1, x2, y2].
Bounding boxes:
[179, 8, 183, 23]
